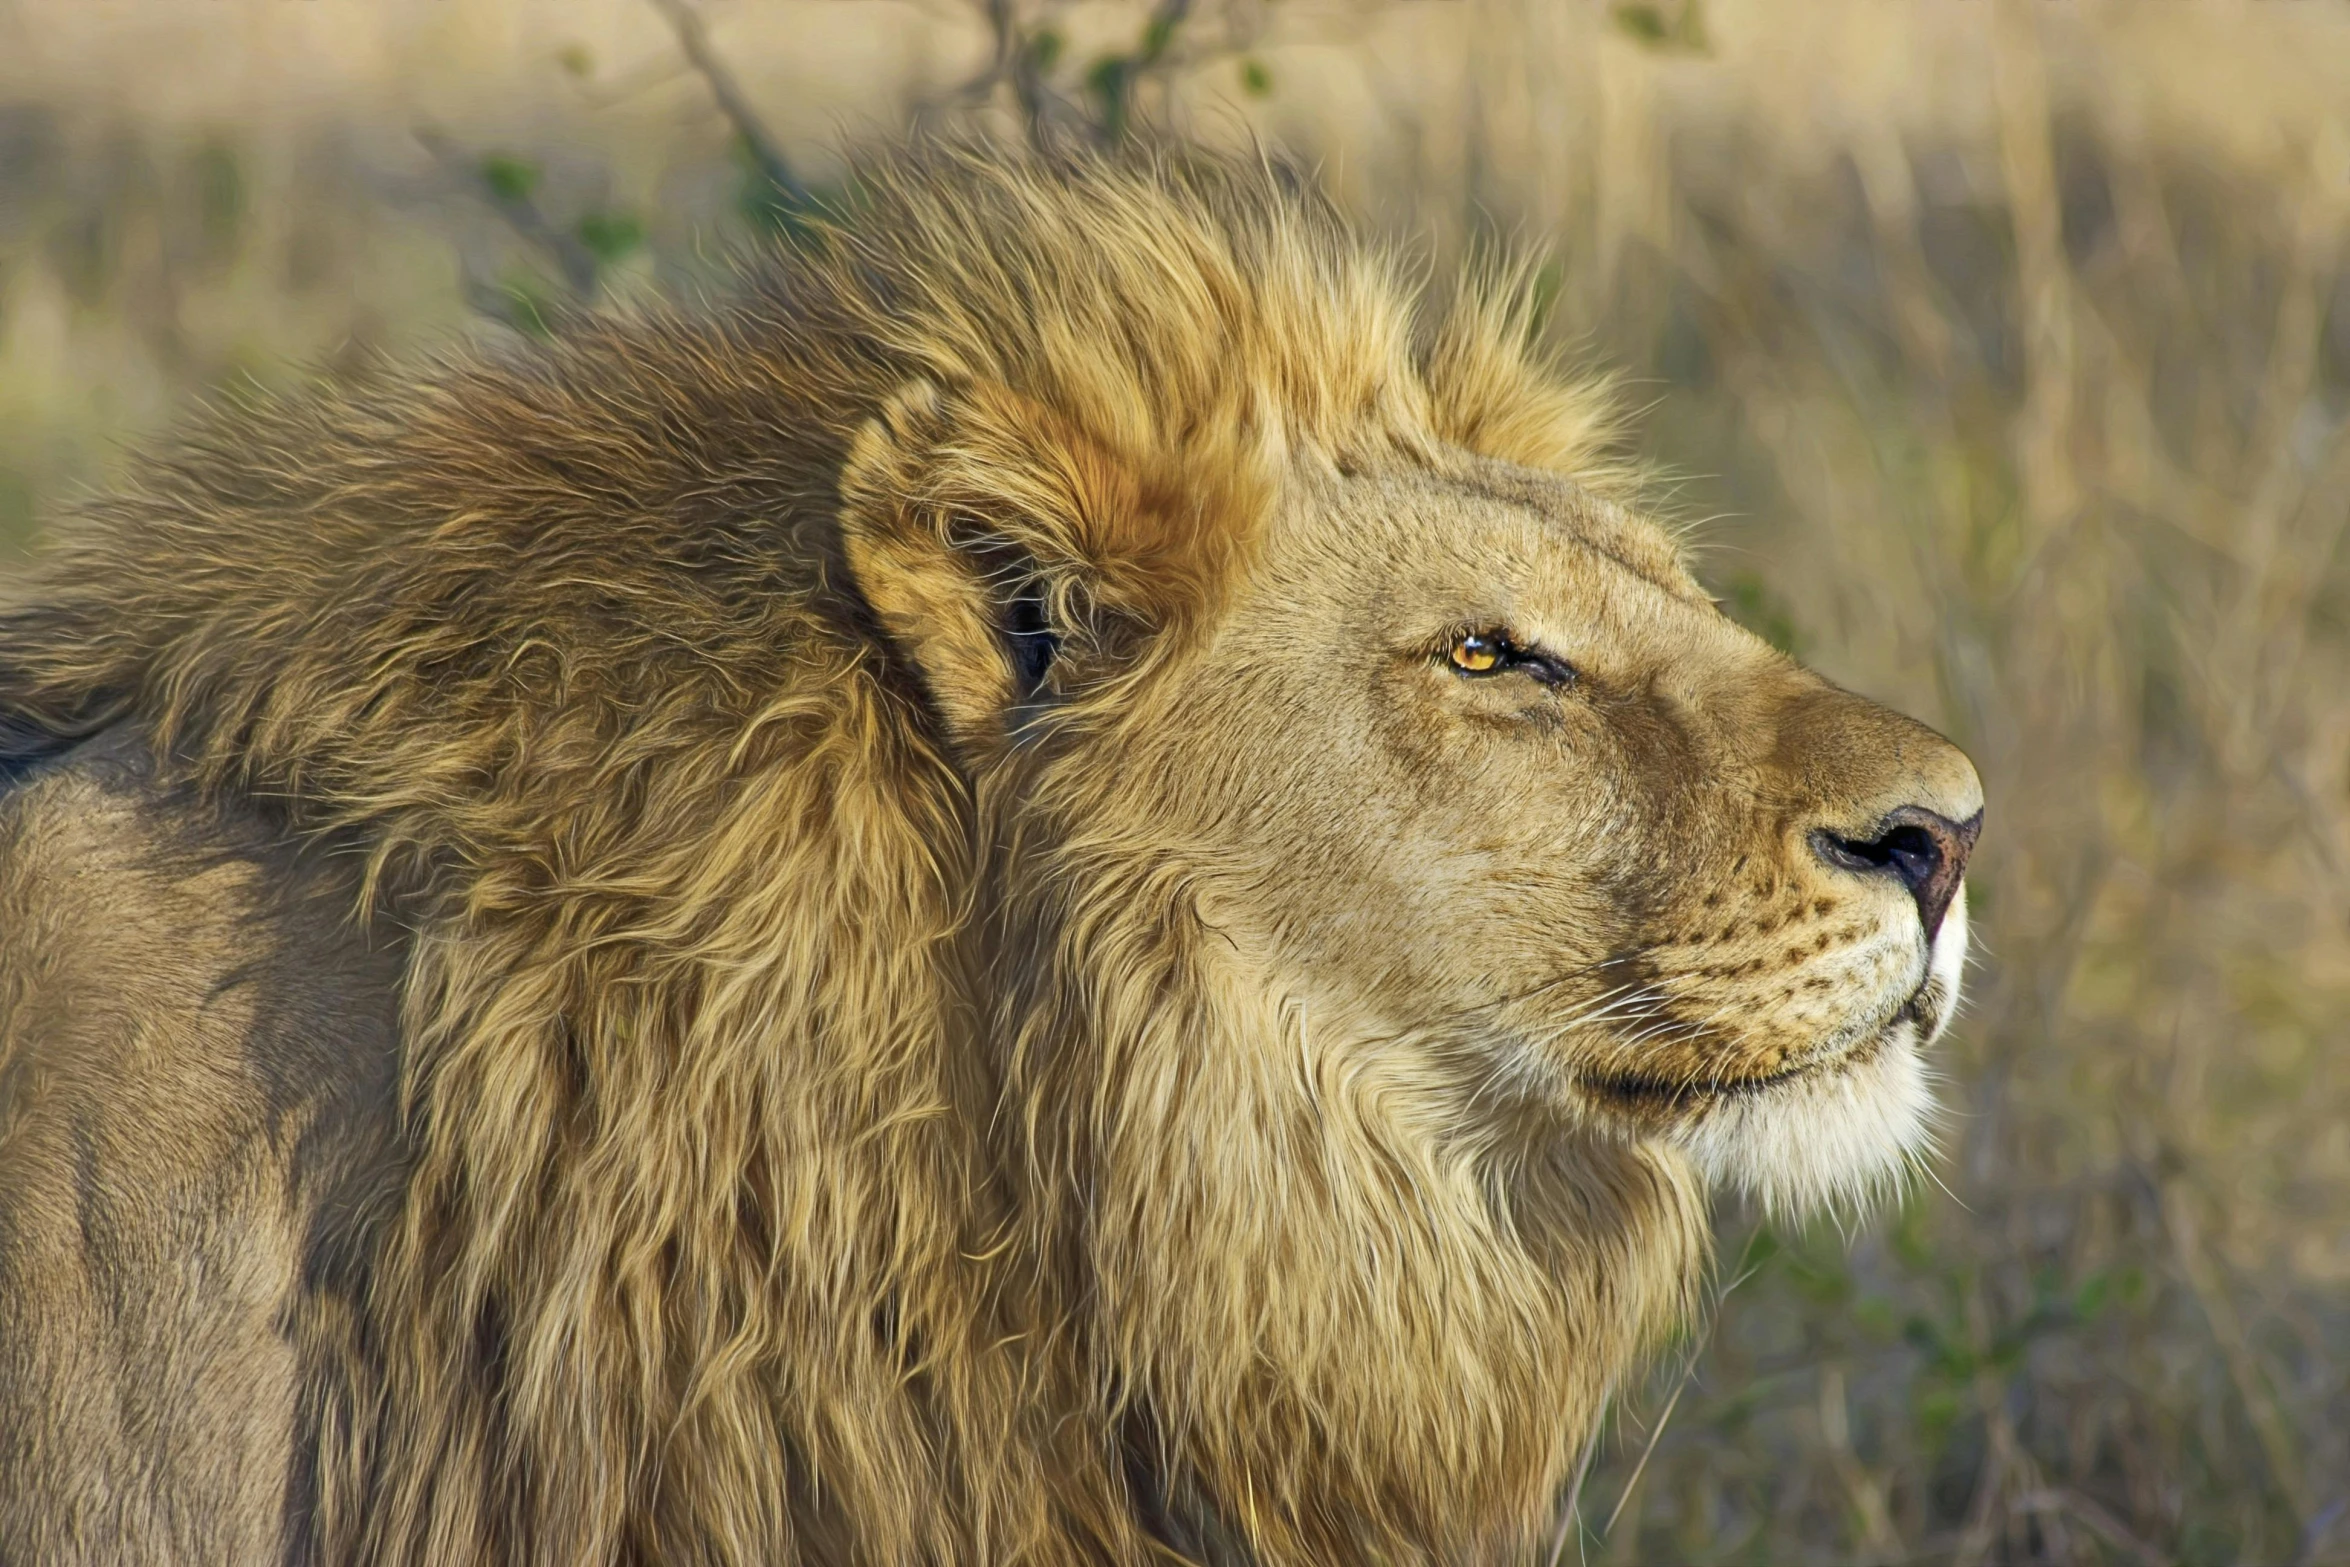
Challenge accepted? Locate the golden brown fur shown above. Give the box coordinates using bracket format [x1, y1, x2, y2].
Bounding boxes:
[0, 143, 1980, 1564]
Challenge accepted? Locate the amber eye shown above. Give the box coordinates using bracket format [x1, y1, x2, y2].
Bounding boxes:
[1448, 631, 1509, 674]
[1443, 629, 1578, 689]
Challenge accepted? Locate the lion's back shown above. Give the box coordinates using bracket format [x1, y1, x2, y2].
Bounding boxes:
[0, 731, 410, 1565]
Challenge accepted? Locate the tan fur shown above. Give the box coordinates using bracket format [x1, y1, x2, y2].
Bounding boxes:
[0, 143, 1980, 1565]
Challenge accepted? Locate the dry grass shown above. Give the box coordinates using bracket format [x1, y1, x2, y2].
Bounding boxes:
[2, 1, 2346, 1561]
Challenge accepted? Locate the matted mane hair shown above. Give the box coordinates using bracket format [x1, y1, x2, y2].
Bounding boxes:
[0, 142, 1699, 1563]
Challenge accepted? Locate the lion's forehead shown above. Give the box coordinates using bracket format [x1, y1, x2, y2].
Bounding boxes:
[1262, 460, 1711, 628]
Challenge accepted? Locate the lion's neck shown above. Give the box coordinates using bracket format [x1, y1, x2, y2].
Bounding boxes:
[1007, 917, 1709, 1564]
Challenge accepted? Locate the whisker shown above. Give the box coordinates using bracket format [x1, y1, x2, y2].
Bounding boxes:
[1431, 951, 1666, 1030]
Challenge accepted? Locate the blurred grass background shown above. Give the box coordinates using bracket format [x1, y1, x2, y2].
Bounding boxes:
[3, 1, 2347, 1561]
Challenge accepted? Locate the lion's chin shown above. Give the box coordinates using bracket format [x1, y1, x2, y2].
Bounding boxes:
[1664, 1020, 1935, 1217]
[1665, 890, 1967, 1220]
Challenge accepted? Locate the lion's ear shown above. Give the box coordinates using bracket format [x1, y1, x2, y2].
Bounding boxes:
[839, 379, 1067, 752]
[842, 375, 1245, 753]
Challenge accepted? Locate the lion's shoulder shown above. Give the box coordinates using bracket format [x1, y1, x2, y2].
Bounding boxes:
[0, 731, 409, 1562]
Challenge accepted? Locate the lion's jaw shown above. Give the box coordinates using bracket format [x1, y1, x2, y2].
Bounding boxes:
[1664, 885, 1967, 1217]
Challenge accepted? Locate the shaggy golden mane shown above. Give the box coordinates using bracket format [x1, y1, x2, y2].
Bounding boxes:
[0, 143, 1704, 1564]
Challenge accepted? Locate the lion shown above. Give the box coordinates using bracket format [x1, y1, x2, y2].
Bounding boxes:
[0, 144, 1981, 1565]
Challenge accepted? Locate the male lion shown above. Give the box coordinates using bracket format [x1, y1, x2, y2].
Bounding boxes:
[0, 146, 1980, 1565]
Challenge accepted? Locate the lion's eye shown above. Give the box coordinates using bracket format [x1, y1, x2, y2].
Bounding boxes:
[1443, 628, 1577, 689]
[1448, 631, 1507, 674]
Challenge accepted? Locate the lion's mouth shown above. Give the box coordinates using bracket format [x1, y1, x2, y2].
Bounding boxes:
[1575, 983, 1938, 1112]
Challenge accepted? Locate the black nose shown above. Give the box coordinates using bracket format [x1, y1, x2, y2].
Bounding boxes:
[1812, 806, 1982, 941]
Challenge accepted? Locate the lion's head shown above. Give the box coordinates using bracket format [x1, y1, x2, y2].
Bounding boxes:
[823, 151, 1982, 1560]
[852, 386, 1978, 1195]
[0, 145, 1979, 1564]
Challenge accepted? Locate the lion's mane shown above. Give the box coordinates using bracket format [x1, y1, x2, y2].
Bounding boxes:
[0, 145, 1703, 1564]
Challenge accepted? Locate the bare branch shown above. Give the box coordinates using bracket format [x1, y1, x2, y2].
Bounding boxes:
[643, 0, 807, 205]
[923, 0, 1290, 151]
[413, 125, 601, 297]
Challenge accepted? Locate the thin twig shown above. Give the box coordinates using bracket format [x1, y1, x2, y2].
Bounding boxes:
[1585, 1225, 1769, 1551]
[413, 125, 601, 296]
[642, 0, 807, 204]
[1598, 1366, 1689, 1539]
[929, 0, 1063, 147]
[1543, 1381, 1610, 1567]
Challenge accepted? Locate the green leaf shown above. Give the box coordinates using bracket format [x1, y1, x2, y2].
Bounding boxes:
[1904, 1313, 1977, 1380]
[1612, 0, 1710, 54]
[189, 141, 244, 255]
[2115, 1266, 2148, 1306]
[555, 43, 595, 78]
[1027, 27, 1063, 72]
[1614, 4, 1669, 42]
[1915, 1385, 1962, 1436]
[1086, 55, 1131, 102]
[575, 210, 644, 265]
[1086, 55, 1134, 141]
[1140, 10, 1179, 60]
[732, 135, 813, 237]
[479, 153, 541, 205]
[1238, 57, 1273, 98]
[496, 271, 557, 338]
[1889, 1199, 1935, 1270]
[1786, 1249, 1851, 1305]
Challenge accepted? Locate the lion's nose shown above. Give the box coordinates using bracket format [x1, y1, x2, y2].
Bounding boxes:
[1812, 806, 1981, 941]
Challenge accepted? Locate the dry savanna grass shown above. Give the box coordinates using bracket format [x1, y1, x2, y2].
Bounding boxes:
[0, 1, 2345, 1561]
